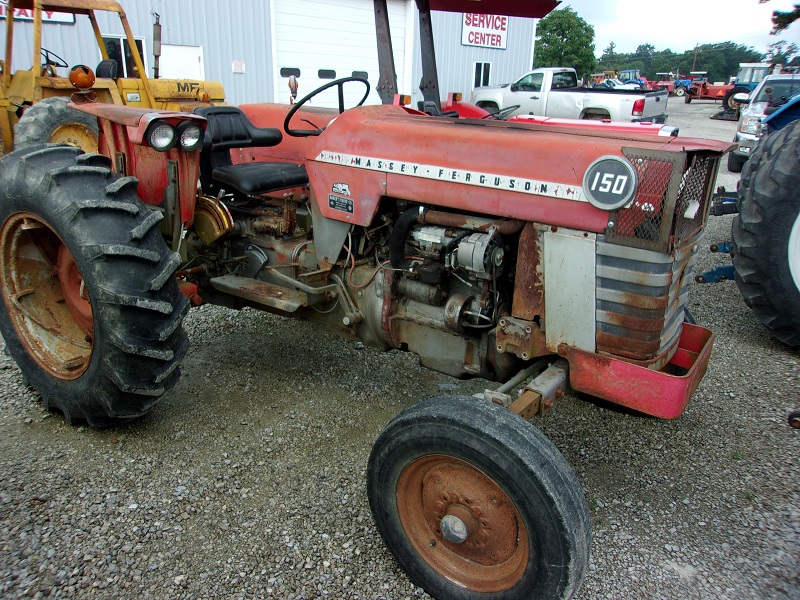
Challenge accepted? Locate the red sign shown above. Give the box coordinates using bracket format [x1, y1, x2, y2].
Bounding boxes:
[462, 13, 508, 49]
[0, 3, 75, 23]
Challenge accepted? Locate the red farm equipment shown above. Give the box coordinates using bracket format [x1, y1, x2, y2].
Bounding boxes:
[0, 1, 732, 598]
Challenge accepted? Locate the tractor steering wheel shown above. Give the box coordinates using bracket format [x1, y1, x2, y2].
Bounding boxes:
[41, 48, 68, 69]
[482, 105, 521, 121]
[283, 77, 370, 137]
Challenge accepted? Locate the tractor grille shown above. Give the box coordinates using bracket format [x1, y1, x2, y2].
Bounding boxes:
[595, 234, 700, 366]
[606, 149, 719, 253]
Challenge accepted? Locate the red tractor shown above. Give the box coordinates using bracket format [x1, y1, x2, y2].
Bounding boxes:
[0, 1, 731, 598]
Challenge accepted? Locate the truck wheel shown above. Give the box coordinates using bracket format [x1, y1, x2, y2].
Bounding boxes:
[727, 151, 746, 173]
[732, 120, 800, 346]
[14, 97, 99, 153]
[367, 395, 590, 600]
[723, 86, 748, 112]
[0, 145, 189, 425]
[674, 86, 686, 97]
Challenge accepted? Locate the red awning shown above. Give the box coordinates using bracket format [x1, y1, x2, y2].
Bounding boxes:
[426, 0, 560, 19]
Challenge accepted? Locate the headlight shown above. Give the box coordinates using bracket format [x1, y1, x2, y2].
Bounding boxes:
[177, 122, 203, 151]
[145, 121, 176, 151]
[738, 116, 764, 136]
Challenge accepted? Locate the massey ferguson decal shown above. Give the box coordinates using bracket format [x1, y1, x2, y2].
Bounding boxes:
[315, 151, 587, 203]
[332, 183, 351, 196]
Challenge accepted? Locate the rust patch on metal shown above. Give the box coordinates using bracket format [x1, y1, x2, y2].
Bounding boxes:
[511, 223, 543, 321]
[395, 454, 529, 592]
[495, 316, 546, 360]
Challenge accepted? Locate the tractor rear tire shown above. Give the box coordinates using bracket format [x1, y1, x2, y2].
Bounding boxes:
[0, 144, 189, 425]
[14, 97, 99, 153]
[732, 120, 800, 347]
[674, 86, 686, 97]
[367, 395, 590, 600]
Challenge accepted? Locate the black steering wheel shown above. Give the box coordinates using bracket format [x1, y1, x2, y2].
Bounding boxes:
[41, 48, 68, 68]
[482, 105, 521, 121]
[284, 77, 370, 137]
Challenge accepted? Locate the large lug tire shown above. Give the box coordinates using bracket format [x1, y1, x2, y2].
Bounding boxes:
[14, 97, 99, 153]
[0, 144, 189, 425]
[367, 395, 591, 600]
[673, 85, 686, 97]
[732, 120, 800, 346]
[723, 86, 748, 112]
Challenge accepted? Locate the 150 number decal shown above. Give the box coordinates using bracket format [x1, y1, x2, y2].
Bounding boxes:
[582, 156, 637, 211]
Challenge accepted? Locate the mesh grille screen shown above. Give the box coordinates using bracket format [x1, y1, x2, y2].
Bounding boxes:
[611, 155, 674, 245]
[675, 155, 715, 243]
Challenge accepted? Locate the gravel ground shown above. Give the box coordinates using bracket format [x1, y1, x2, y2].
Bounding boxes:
[1, 99, 799, 599]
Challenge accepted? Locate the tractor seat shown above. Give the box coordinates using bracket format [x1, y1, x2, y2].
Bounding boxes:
[194, 105, 308, 196]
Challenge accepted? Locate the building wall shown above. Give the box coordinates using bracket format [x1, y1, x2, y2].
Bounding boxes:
[408, 10, 536, 106]
[0, 0, 274, 106]
[0, 1, 537, 107]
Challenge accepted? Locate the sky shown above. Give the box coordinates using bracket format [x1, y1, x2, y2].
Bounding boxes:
[560, 0, 799, 57]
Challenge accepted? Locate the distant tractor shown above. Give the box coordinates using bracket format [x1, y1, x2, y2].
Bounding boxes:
[0, 0, 224, 155]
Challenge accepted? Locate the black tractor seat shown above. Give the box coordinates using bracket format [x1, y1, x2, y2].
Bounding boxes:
[193, 106, 308, 196]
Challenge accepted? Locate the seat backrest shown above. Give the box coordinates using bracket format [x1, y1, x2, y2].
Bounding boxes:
[193, 106, 284, 194]
[96, 59, 118, 80]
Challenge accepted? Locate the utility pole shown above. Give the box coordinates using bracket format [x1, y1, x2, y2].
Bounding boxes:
[691, 43, 699, 72]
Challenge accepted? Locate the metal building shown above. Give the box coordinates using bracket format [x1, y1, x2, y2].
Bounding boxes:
[0, 0, 538, 107]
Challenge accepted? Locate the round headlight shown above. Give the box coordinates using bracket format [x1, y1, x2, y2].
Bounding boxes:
[177, 122, 203, 151]
[146, 122, 176, 151]
[582, 155, 638, 211]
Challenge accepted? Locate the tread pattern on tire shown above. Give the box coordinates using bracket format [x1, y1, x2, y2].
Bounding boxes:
[0, 144, 189, 425]
[14, 97, 100, 150]
[732, 121, 800, 346]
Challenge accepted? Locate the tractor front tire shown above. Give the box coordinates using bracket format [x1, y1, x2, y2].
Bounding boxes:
[0, 145, 189, 425]
[732, 120, 800, 346]
[14, 97, 99, 153]
[367, 395, 591, 600]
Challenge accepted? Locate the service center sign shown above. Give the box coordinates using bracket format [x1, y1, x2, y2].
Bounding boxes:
[462, 13, 508, 49]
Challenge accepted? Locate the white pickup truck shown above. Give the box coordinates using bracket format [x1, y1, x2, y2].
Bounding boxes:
[470, 67, 669, 122]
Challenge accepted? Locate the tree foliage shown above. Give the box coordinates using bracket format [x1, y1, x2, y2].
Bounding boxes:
[598, 42, 763, 83]
[534, 7, 596, 76]
[760, 1, 800, 33]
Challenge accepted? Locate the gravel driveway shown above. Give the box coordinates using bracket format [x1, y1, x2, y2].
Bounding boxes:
[1, 99, 798, 600]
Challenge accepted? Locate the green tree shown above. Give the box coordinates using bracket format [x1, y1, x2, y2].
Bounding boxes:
[759, 1, 800, 33]
[534, 7, 596, 76]
[764, 40, 799, 63]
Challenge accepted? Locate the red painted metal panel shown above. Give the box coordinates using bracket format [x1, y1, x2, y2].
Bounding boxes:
[564, 323, 715, 419]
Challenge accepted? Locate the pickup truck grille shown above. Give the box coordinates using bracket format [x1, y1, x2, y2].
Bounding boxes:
[606, 149, 718, 253]
[595, 233, 700, 366]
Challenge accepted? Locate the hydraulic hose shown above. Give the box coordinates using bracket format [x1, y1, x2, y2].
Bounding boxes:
[389, 206, 423, 269]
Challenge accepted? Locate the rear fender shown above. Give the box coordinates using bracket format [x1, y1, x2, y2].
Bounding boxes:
[69, 98, 204, 225]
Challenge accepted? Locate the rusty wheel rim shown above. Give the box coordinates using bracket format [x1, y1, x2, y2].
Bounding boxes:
[396, 454, 529, 592]
[50, 123, 99, 153]
[0, 213, 92, 379]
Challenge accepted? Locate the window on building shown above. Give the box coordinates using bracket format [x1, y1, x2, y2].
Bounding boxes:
[352, 71, 369, 80]
[474, 62, 491, 88]
[280, 67, 301, 77]
[102, 36, 146, 78]
[318, 69, 336, 79]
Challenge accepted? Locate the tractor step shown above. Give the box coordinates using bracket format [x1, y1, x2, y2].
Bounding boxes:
[210, 275, 307, 312]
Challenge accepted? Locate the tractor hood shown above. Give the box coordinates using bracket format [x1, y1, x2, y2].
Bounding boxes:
[304, 104, 731, 233]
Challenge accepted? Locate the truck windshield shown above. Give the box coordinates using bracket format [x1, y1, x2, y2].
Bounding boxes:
[755, 80, 800, 103]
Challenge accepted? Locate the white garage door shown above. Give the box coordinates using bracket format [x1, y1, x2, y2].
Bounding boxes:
[272, 0, 410, 107]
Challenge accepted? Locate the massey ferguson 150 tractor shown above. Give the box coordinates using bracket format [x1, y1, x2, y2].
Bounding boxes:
[0, 1, 732, 598]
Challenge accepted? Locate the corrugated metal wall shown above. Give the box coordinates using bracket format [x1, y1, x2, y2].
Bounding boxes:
[409, 10, 536, 106]
[0, 0, 274, 106]
[0, 1, 536, 107]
